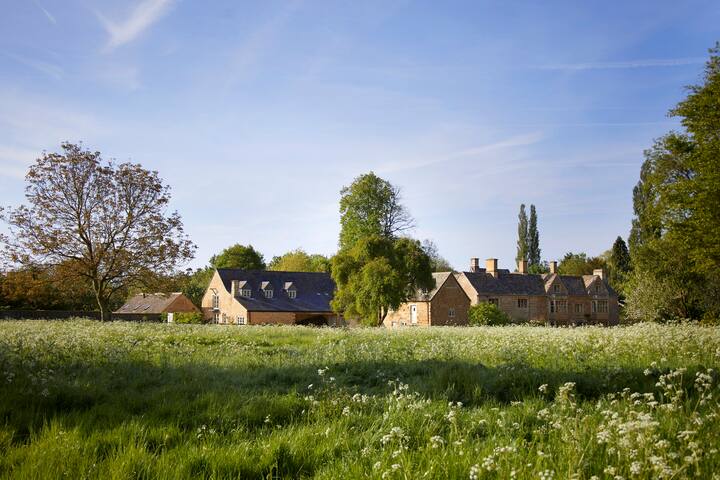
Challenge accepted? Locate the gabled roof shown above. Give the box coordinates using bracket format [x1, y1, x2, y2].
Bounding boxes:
[408, 272, 451, 301]
[114, 292, 191, 314]
[460, 271, 547, 296]
[558, 275, 588, 295]
[216, 269, 336, 312]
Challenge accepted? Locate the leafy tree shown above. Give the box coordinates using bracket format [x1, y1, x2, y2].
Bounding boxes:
[338, 172, 413, 250]
[0, 143, 195, 320]
[516, 204, 528, 264]
[268, 249, 331, 272]
[608, 236, 631, 292]
[557, 252, 606, 276]
[421, 239, 453, 272]
[210, 244, 265, 270]
[331, 236, 434, 326]
[468, 302, 511, 326]
[528, 261, 550, 275]
[528, 205, 541, 266]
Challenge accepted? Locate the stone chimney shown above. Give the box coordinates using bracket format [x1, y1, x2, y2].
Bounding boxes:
[550, 261, 557, 274]
[518, 259, 527, 274]
[231, 280, 239, 297]
[486, 258, 498, 277]
[470, 257, 480, 273]
[593, 268, 605, 280]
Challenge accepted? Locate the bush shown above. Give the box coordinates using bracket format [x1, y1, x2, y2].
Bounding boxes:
[468, 302, 511, 326]
[164, 312, 204, 324]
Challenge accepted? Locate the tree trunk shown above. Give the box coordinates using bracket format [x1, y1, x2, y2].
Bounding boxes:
[92, 281, 112, 321]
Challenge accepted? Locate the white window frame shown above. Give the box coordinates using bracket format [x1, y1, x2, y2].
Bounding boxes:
[213, 311, 219, 323]
[237, 316, 246, 325]
[263, 289, 274, 299]
[212, 294, 219, 309]
[288, 290, 296, 299]
[241, 288, 252, 298]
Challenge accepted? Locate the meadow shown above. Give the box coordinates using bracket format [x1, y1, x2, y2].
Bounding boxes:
[0, 320, 718, 479]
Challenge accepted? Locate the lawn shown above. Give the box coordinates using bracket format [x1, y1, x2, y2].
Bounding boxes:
[0, 320, 718, 479]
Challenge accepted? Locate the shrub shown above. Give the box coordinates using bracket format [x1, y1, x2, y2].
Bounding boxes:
[164, 312, 204, 324]
[468, 302, 511, 326]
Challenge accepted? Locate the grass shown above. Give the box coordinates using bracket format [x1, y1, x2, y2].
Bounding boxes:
[0, 320, 719, 479]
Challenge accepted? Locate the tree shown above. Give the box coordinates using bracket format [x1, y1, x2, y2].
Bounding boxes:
[468, 302, 511, 326]
[0, 143, 195, 320]
[210, 244, 265, 270]
[268, 249, 331, 272]
[338, 172, 414, 250]
[516, 204, 528, 265]
[528, 205, 541, 266]
[331, 236, 434, 326]
[528, 261, 550, 275]
[421, 239, 453, 272]
[608, 236, 631, 292]
[557, 252, 606, 276]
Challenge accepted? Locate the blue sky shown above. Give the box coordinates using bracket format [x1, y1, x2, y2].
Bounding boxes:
[1, 0, 718, 271]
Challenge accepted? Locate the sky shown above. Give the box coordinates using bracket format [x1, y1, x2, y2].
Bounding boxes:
[1, 0, 718, 271]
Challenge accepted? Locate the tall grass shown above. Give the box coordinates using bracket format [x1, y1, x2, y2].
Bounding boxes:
[0, 320, 718, 479]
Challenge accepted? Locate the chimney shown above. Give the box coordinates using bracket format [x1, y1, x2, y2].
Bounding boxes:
[550, 261, 557, 274]
[518, 259, 527, 274]
[470, 257, 480, 272]
[486, 258, 498, 277]
[593, 268, 605, 280]
[231, 280, 239, 297]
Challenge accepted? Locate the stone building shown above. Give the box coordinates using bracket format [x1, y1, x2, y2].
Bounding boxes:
[383, 272, 471, 327]
[201, 269, 344, 326]
[114, 292, 199, 322]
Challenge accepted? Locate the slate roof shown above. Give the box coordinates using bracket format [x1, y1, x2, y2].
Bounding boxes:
[115, 293, 190, 314]
[408, 272, 452, 301]
[460, 271, 547, 295]
[559, 275, 589, 295]
[216, 269, 336, 312]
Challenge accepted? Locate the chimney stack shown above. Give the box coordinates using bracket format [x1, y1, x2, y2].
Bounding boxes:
[486, 258, 498, 277]
[593, 268, 605, 280]
[518, 259, 527, 274]
[231, 280, 239, 297]
[550, 261, 558, 274]
[470, 257, 480, 273]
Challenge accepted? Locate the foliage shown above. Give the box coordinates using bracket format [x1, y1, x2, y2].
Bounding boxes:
[268, 249, 331, 272]
[528, 261, 550, 275]
[468, 302, 511, 326]
[557, 252, 605, 276]
[164, 311, 204, 324]
[338, 172, 413, 250]
[210, 244, 265, 270]
[0, 263, 98, 310]
[1, 321, 719, 479]
[626, 44, 720, 321]
[421, 239, 453, 272]
[331, 236, 434, 326]
[528, 205, 541, 267]
[607, 236, 631, 294]
[516, 204, 528, 264]
[0, 143, 195, 320]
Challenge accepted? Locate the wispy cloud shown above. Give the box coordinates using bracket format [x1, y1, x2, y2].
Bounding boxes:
[33, 0, 56, 25]
[96, 0, 175, 51]
[534, 57, 706, 71]
[378, 132, 544, 174]
[2, 52, 63, 80]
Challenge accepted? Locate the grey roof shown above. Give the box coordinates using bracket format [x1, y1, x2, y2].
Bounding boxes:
[460, 271, 547, 295]
[559, 275, 589, 295]
[216, 269, 336, 312]
[115, 292, 190, 314]
[408, 272, 451, 301]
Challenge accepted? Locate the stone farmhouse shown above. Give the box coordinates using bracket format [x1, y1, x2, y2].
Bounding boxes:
[201, 269, 344, 326]
[114, 292, 198, 322]
[383, 272, 471, 327]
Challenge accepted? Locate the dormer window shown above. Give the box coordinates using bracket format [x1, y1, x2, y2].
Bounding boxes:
[263, 289, 273, 299]
[288, 290, 296, 299]
[284, 282, 297, 299]
[553, 284, 560, 293]
[260, 281, 274, 299]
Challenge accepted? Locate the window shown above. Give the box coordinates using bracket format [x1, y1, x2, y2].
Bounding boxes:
[488, 298, 499, 306]
[517, 298, 528, 309]
[448, 307, 455, 318]
[549, 300, 556, 313]
[263, 289, 273, 299]
[221, 313, 227, 324]
[557, 299, 567, 312]
[574, 303, 584, 314]
[597, 300, 608, 313]
[553, 285, 560, 293]
[241, 288, 252, 297]
[213, 311, 219, 323]
[212, 294, 219, 309]
[592, 300, 597, 313]
[288, 290, 297, 299]
[237, 316, 245, 325]
[595, 283, 600, 293]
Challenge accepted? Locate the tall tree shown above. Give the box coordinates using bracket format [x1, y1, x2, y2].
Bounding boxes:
[528, 204, 541, 266]
[608, 236, 631, 291]
[0, 143, 195, 320]
[268, 249, 331, 272]
[210, 244, 265, 270]
[557, 252, 606, 276]
[338, 172, 413, 250]
[516, 204, 528, 265]
[421, 239, 453, 272]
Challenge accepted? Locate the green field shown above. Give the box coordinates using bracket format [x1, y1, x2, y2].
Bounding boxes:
[0, 321, 718, 479]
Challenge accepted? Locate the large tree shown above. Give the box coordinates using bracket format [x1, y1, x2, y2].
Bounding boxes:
[557, 252, 606, 276]
[516, 204, 528, 265]
[209, 244, 265, 270]
[421, 239, 453, 272]
[0, 143, 195, 320]
[608, 236, 631, 293]
[331, 236, 434, 326]
[528, 205, 541, 267]
[338, 172, 414, 250]
[268, 249, 331, 272]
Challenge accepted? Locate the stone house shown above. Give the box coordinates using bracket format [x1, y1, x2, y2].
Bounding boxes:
[455, 258, 619, 325]
[114, 292, 199, 322]
[201, 269, 344, 326]
[383, 272, 471, 327]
